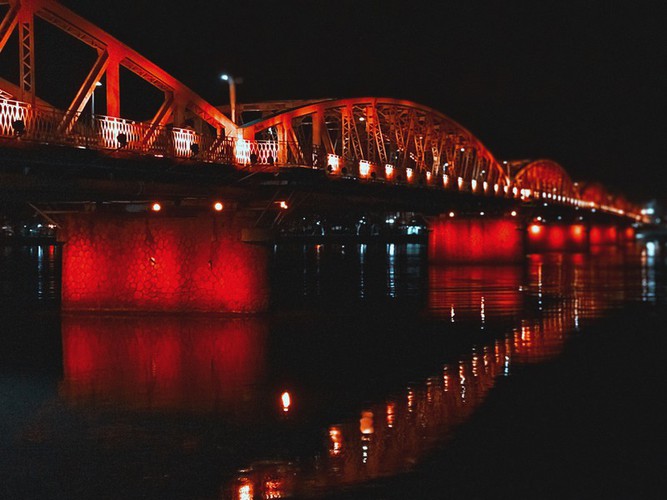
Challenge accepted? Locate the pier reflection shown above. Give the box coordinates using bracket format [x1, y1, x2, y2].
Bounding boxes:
[60, 315, 268, 414]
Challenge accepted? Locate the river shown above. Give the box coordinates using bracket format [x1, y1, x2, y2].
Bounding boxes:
[1, 241, 665, 499]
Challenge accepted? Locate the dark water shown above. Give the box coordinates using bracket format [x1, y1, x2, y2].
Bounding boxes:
[1, 241, 666, 499]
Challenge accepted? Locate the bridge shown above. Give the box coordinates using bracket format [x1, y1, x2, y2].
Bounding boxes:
[0, 0, 646, 313]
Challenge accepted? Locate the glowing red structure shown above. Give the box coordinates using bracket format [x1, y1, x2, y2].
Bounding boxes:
[526, 223, 589, 253]
[428, 217, 524, 264]
[60, 212, 269, 313]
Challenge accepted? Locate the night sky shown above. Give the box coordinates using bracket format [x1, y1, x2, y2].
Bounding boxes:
[7, 1, 667, 203]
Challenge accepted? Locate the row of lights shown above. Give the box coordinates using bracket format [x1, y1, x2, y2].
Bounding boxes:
[149, 200, 289, 213]
[150, 201, 224, 213]
[326, 154, 637, 218]
[447, 210, 518, 218]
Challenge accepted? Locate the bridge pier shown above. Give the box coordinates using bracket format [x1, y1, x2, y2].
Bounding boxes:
[525, 222, 589, 253]
[589, 224, 618, 246]
[428, 215, 524, 264]
[589, 223, 636, 246]
[429, 216, 637, 264]
[59, 209, 270, 313]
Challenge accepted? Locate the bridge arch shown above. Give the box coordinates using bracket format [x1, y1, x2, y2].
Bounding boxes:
[241, 97, 510, 188]
[578, 182, 611, 208]
[513, 159, 576, 200]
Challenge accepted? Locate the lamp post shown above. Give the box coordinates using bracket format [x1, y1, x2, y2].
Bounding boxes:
[220, 73, 243, 124]
[91, 81, 102, 117]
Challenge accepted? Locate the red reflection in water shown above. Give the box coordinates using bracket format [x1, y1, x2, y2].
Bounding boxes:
[60, 315, 268, 412]
[225, 249, 649, 498]
[429, 218, 523, 263]
[61, 213, 269, 313]
[428, 265, 522, 319]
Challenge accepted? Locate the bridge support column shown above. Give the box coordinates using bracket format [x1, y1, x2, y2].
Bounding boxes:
[588, 224, 619, 246]
[618, 225, 636, 243]
[428, 216, 524, 264]
[59, 211, 270, 313]
[526, 222, 589, 253]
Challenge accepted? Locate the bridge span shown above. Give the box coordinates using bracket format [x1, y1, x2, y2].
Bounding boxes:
[0, 0, 646, 313]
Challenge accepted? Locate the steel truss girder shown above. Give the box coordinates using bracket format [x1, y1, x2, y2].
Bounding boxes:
[0, 0, 235, 136]
[243, 97, 510, 187]
[18, 15, 34, 102]
[515, 159, 576, 198]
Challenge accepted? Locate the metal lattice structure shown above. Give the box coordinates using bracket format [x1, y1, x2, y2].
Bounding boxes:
[0, 0, 234, 136]
[242, 97, 510, 191]
[514, 159, 576, 199]
[0, 0, 642, 219]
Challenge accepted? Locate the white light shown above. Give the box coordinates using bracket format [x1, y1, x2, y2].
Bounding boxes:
[359, 160, 371, 177]
[220, 74, 229, 81]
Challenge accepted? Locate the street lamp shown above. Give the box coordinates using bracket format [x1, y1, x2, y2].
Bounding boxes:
[91, 81, 102, 117]
[220, 73, 243, 124]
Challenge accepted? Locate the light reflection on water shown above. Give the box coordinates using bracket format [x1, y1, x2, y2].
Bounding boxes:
[0, 241, 665, 499]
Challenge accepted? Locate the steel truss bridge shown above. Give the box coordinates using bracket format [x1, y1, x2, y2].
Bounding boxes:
[0, 0, 642, 221]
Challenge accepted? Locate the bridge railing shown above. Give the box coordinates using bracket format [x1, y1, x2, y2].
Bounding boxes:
[0, 98, 642, 220]
[0, 97, 302, 168]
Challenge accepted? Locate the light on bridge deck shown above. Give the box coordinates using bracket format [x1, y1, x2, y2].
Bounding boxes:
[359, 160, 372, 178]
[327, 154, 341, 173]
[360, 411, 374, 435]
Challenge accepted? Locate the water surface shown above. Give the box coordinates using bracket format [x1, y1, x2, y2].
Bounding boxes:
[1, 241, 665, 499]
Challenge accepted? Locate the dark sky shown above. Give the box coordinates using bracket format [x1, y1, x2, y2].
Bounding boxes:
[12, 1, 667, 203]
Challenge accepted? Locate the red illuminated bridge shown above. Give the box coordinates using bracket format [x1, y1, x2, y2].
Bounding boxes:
[0, 0, 647, 313]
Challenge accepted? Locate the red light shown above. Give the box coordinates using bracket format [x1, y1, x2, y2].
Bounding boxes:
[213, 201, 224, 211]
[360, 410, 374, 434]
[529, 224, 542, 235]
[151, 202, 161, 212]
[329, 426, 343, 456]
